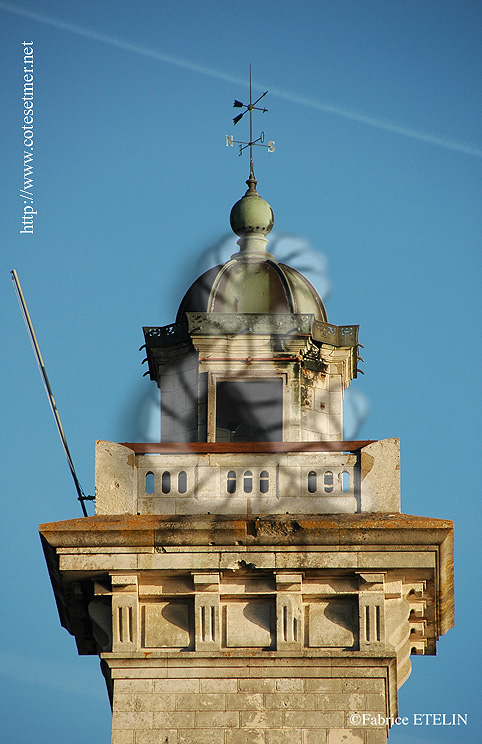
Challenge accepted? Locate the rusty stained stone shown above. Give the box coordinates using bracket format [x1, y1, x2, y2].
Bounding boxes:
[119, 441, 375, 454]
[39, 512, 453, 549]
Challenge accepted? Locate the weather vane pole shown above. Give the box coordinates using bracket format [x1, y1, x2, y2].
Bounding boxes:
[226, 64, 275, 190]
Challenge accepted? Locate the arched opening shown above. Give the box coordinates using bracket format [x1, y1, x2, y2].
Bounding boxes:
[227, 470, 236, 494]
[341, 470, 350, 493]
[324, 471, 334, 493]
[260, 471, 269, 493]
[178, 471, 187, 494]
[308, 471, 317, 494]
[145, 472, 155, 494]
[161, 471, 171, 494]
[243, 470, 253, 493]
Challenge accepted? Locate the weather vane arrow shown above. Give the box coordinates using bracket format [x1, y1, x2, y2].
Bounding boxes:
[226, 65, 275, 185]
[232, 90, 268, 126]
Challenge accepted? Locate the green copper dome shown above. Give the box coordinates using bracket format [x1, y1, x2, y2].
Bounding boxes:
[177, 259, 327, 322]
[176, 176, 326, 322]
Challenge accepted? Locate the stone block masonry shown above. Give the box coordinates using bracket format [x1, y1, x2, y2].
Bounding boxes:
[110, 667, 389, 744]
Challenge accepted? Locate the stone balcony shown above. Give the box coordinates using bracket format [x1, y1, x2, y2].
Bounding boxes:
[95, 439, 400, 517]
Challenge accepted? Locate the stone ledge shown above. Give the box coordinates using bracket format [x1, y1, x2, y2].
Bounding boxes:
[103, 651, 398, 663]
[40, 512, 453, 549]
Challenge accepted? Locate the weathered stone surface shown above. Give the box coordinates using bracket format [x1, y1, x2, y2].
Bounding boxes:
[275, 677, 304, 692]
[200, 678, 237, 693]
[225, 730, 265, 744]
[95, 441, 136, 515]
[267, 730, 302, 744]
[316, 692, 366, 710]
[143, 601, 192, 649]
[225, 601, 274, 648]
[342, 678, 385, 693]
[154, 679, 199, 693]
[226, 693, 264, 710]
[240, 710, 284, 728]
[112, 711, 154, 729]
[238, 679, 276, 692]
[178, 730, 224, 744]
[133, 694, 176, 712]
[307, 600, 357, 648]
[114, 679, 154, 693]
[360, 439, 400, 512]
[108, 666, 395, 744]
[152, 712, 195, 728]
[284, 711, 345, 728]
[265, 693, 317, 710]
[195, 711, 239, 727]
[135, 731, 177, 744]
[304, 679, 343, 693]
[302, 730, 328, 744]
[111, 731, 135, 744]
[365, 731, 388, 744]
[327, 730, 364, 744]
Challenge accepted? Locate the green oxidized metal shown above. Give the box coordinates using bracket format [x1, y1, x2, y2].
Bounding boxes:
[230, 192, 274, 236]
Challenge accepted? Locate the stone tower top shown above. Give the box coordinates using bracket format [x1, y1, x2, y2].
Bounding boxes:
[143, 180, 357, 443]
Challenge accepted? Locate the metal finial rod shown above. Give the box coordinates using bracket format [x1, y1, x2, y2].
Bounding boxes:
[226, 65, 274, 187]
[10, 269, 94, 517]
[249, 64, 254, 181]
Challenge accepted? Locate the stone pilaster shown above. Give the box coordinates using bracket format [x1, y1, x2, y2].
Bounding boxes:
[357, 573, 386, 652]
[111, 574, 138, 653]
[275, 573, 303, 651]
[193, 572, 221, 651]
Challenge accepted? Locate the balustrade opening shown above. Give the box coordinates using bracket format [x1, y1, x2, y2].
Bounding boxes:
[324, 471, 334, 493]
[243, 470, 253, 493]
[227, 470, 236, 494]
[341, 470, 350, 493]
[161, 471, 171, 494]
[308, 471, 317, 493]
[178, 471, 187, 494]
[260, 470, 269, 493]
[145, 472, 155, 494]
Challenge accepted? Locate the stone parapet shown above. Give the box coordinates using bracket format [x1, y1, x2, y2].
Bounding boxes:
[94, 439, 401, 516]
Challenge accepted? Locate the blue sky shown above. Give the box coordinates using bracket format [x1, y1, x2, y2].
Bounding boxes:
[1, 1, 481, 742]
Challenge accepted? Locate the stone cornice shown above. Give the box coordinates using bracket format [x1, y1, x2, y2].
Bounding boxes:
[39, 512, 453, 549]
[40, 512, 453, 639]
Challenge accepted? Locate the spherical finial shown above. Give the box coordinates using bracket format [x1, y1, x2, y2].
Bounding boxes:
[230, 190, 274, 237]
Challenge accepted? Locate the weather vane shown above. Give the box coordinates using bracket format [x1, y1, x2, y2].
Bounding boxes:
[226, 65, 275, 187]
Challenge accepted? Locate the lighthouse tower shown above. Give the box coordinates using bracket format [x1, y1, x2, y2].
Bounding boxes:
[40, 160, 453, 744]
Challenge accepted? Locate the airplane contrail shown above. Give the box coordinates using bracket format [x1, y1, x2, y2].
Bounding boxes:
[3, 1, 481, 158]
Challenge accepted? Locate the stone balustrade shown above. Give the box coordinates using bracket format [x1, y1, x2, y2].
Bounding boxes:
[94, 439, 401, 516]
